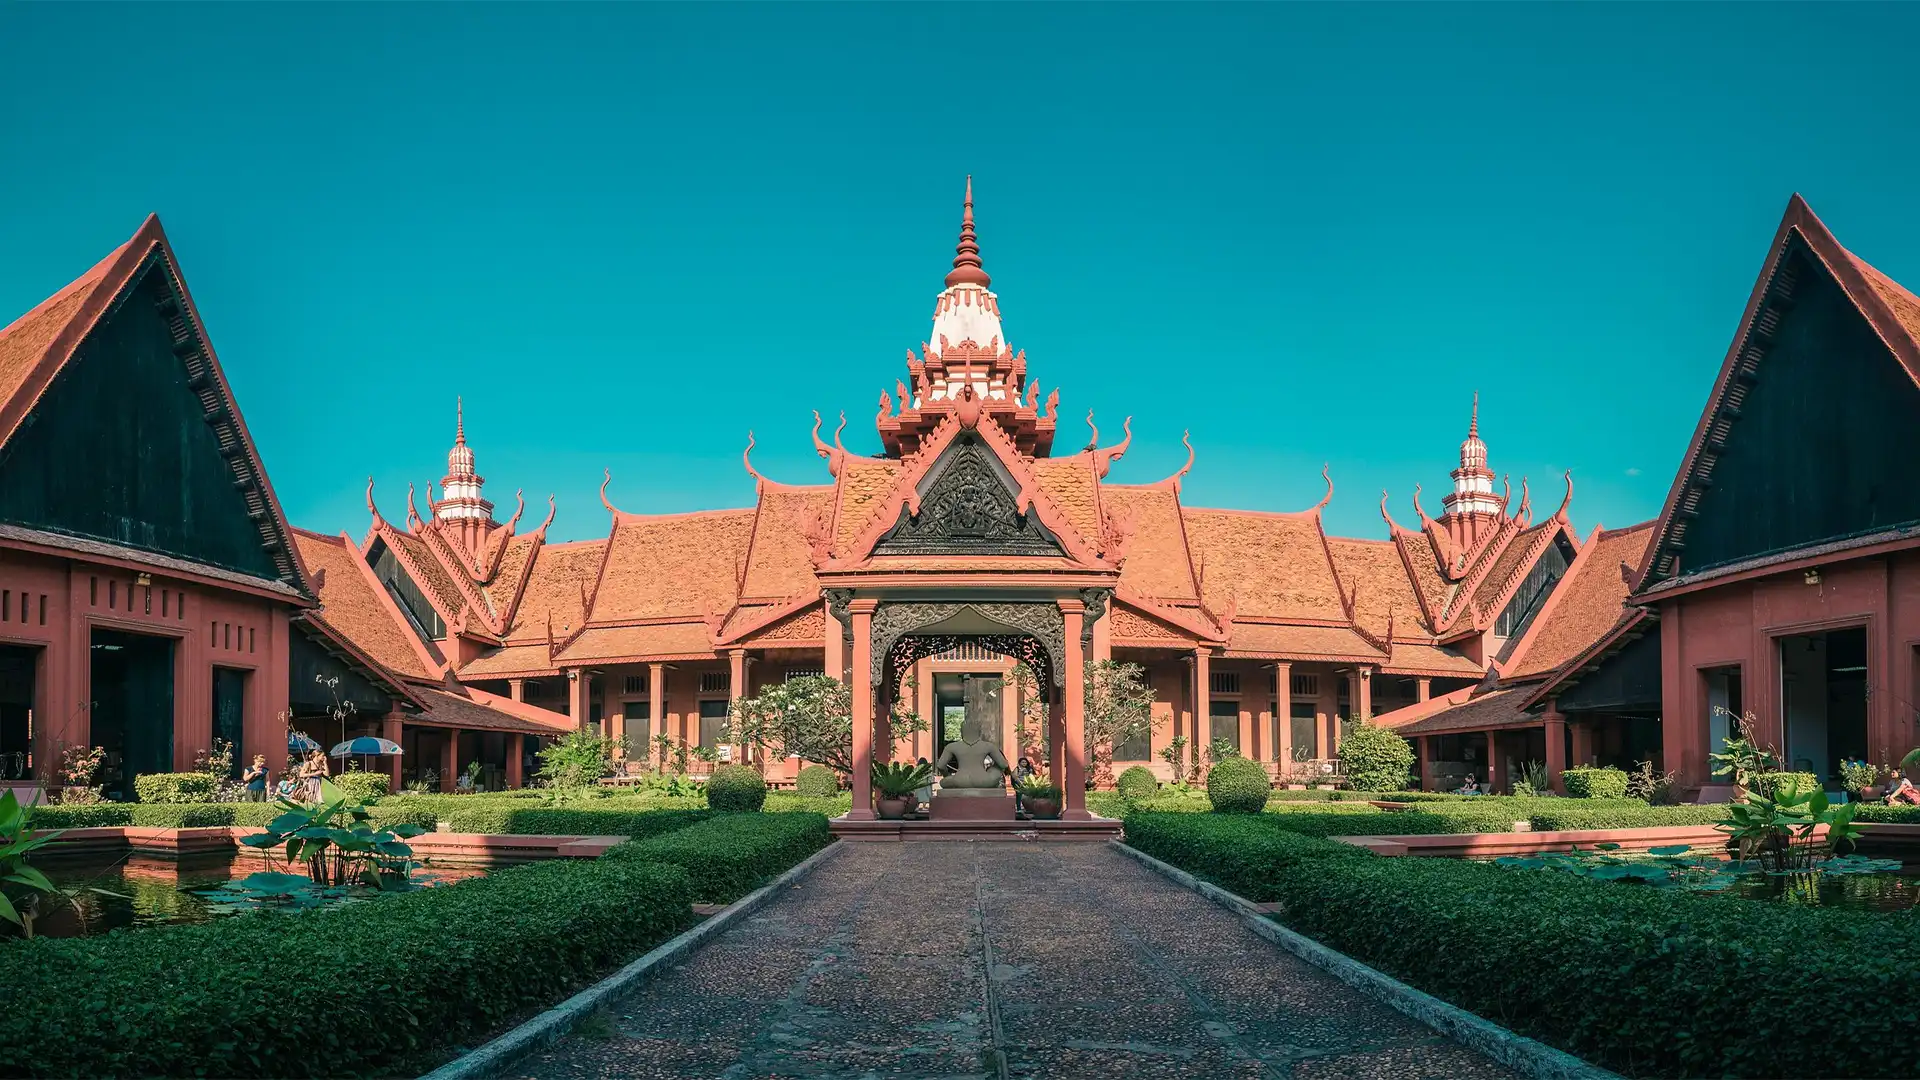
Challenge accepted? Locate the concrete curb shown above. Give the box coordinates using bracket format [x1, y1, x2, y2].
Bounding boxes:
[421, 841, 846, 1080]
[1109, 841, 1618, 1080]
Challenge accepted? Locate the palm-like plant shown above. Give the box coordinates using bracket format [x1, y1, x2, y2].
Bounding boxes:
[0, 790, 64, 938]
[872, 761, 933, 798]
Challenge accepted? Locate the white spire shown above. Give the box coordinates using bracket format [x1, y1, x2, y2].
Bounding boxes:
[436, 397, 492, 523]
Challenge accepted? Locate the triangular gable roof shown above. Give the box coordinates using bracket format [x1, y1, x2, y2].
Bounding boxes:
[1639, 194, 1920, 592]
[1183, 507, 1348, 623]
[1504, 520, 1655, 681]
[0, 216, 313, 597]
[291, 528, 443, 681]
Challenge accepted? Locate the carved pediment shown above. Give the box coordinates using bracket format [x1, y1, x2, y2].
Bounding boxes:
[872, 433, 1064, 557]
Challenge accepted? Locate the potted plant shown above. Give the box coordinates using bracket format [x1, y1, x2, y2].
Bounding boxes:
[872, 761, 933, 820]
[1017, 776, 1063, 819]
[1839, 759, 1883, 803]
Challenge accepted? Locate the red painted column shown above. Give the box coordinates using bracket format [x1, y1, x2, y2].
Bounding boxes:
[1419, 735, 1437, 791]
[1544, 700, 1568, 794]
[505, 733, 524, 789]
[648, 663, 666, 766]
[1416, 677, 1431, 704]
[566, 669, 589, 731]
[728, 648, 748, 764]
[1193, 647, 1212, 759]
[1485, 731, 1506, 793]
[383, 714, 403, 793]
[847, 600, 877, 820]
[439, 731, 457, 793]
[1357, 666, 1373, 722]
[1047, 691, 1065, 790]
[1061, 601, 1090, 819]
[824, 604, 845, 684]
[508, 678, 525, 703]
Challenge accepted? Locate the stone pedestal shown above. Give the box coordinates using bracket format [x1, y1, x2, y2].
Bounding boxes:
[930, 794, 1016, 821]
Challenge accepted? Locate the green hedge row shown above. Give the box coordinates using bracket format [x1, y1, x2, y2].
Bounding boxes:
[1123, 813, 1920, 1078]
[1525, 803, 1726, 831]
[0, 851, 694, 1078]
[606, 811, 832, 903]
[31, 802, 436, 832]
[1853, 804, 1920, 823]
[131, 772, 217, 803]
[444, 802, 712, 838]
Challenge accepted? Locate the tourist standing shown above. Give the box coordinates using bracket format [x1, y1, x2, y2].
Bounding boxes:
[242, 755, 269, 802]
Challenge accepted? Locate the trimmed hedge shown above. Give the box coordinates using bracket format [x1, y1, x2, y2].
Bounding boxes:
[705, 764, 768, 813]
[1124, 812, 1363, 900]
[0, 852, 694, 1078]
[1084, 791, 1131, 818]
[132, 772, 216, 804]
[332, 770, 391, 803]
[1116, 766, 1159, 803]
[1753, 770, 1822, 797]
[1855, 804, 1920, 823]
[442, 801, 710, 838]
[29, 802, 433, 831]
[1205, 757, 1271, 813]
[1335, 724, 1416, 791]
[607, 811, 831, 902]
[1526, 803, 1726, 831]
[1559, 766, 1628, 799]
[794, 764, 840, 797]
[763, 792, 852, 816]
[1269, 788, 1340, 801]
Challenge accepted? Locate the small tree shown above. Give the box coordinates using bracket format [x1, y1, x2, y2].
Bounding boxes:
[535, 729, 626, 790]
[727, 674, 929, 774]
[1339, 722, 1416, 792]
[1011, 660, 1160, 784]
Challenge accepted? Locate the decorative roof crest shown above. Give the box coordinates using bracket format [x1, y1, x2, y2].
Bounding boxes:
[1308, 464, 1334, 513]
[1554, 470, 1573, 523]
[599, 468, 621, 515]
[1093, 416, 1132, 478]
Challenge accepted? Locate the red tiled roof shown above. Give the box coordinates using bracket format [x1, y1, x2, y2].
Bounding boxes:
[1379, 685, 1534, 736]
[739, 488, 830, 601]
[1184, 509, 1346, 621]
[458, 643, 560, 678]
[1031, 457, 1102, 542]
[0, 244, 122, 418]
[1394, 530, 1454, 626]
[412, 685, 572, 735]
[1101, 486, 1197, 601]
[484, 532, 542, 617]
[1327, 537, 1429, 638]
[1381, 642, 1483, 677]
[1467, 520, 1555, 618]
[832, 459, 902, 553]
[1506, 521, 1655, 680]
[552, 623, 715, 663]
[591, 509, 754, 622]
[291, 529, 435, 680]
[1220, 623, 1384, 661]
[506, 539, 606, 641]
[385, 529, 467, 623]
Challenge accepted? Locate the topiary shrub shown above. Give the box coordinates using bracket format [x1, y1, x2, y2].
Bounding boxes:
[1752, 771, 1822, 798]
[133, 772, 216, 804]
[705, 764, 768, 812]
[1116, 765, 1159, 804]
[1561, 766, 1629, 799]
[794, 764, 840, 797]
[334, 770, 391, 804]
[1336, 724, 1415, 791]
[1206, 756, 1271, 814]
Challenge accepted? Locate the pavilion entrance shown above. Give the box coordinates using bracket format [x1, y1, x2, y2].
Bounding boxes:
[0, 646, 34, 783]
[89, 629, 176, 801]
[931, 671, 1007, 766]
[1779, 626, 1868, 791]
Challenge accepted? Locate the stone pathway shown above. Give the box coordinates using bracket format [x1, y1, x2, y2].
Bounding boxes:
[511, 842, 1517, 1080]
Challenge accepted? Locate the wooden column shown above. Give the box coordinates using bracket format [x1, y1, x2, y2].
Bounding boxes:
[1419, 735, 1437, 791]
[508, 678, 525, 703]
[1415, 677, 1431, 703]
[383, 714, 403, 793]
[1570, 720, 1594, 768]
[1486, 730, 1507, 793]
[847, 600, 877, 820]
[1545, 702, 1569, 794]
[1273, 661, 1293, 774]
[1193, 647, 1212, 756]
[1061, 600, 1089, 819]
[648, 663, 666, 762]
[1357, 666, 1373, 722]
[505, 733, 524, 789]
[439, 731, 457, 793]
[728, 649, 747, 764]
[824, 602, 845, 683]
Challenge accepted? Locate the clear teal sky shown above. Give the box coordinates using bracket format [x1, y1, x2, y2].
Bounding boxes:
[4, 4, 1918, 544]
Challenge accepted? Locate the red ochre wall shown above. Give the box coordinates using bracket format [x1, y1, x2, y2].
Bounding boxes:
[1659, 550, 1920, 794]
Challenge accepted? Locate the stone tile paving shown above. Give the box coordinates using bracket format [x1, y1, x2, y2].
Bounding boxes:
[511, 842, 1518, 1080]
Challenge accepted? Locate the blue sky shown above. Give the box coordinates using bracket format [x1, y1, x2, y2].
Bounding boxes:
[3, 4, 1918, 544]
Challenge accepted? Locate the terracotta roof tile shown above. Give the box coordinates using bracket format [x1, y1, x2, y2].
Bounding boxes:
[413, 685, 572, 735]
[292, 529, 433, 680]
[862, 557, 1078, 572]
[1101, 486, 1196, 601]
[1845, 250, 1920, 352]
[592, 510, 754, 622]
[1327, 537, 1428, 638]
[739, 488, 830, 600]
[1184, 510, 1345, 621]
[485, 533, 541, 615]
[386, 530, 467, 622]
[1506, 521, 1655, 681]
[459, 643, 560, 678]
[0, 261, 114, 417]
[552, 623, 715, 663]
[1396, 531, 1455, 623]
[1220, 624, 1384, 661]
[1379, 686, 1533, 736]
[1031, 457, 1101, 542]
[507, 540, 606, 641]
[833, 460, 902, 553]
[1380, 642, 1483, 677]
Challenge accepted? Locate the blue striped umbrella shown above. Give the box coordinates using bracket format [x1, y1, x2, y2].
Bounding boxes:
[287, 732, 322, 752]
[329, 737, 403, 757]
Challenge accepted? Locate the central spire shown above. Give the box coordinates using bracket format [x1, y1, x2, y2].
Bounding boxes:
[944, 176, 991, 289]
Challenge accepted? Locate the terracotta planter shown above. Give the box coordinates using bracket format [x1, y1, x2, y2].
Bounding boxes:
[876, 796, 912, 820]
[1024, 796, 1062, 820]
[1858, 786, 1884, 803]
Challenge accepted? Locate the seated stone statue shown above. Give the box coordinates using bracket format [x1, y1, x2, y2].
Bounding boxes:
[934, 715, 1009, 795]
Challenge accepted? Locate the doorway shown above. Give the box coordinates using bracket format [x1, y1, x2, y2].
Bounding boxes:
[1778, 627, 1867, 788]
[933, 672, 1003, 763]
[90, 629, 176, 800]
[0, 645, 34, 781]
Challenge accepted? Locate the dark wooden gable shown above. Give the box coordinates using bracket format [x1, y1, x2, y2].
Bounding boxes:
[0, 253, 286, 582]
[1661, 241, 1920, 579]
[872, 431, 1066, 557]
[1554, 622, 1661, 715]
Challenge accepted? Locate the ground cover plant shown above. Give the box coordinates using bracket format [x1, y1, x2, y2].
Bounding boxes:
[1121, 811, 1920, 1078]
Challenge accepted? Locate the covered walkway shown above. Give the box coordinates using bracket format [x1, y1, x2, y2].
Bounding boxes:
[511, 843, 1515, 1079]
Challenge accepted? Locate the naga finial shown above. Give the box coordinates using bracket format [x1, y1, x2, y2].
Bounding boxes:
[405, 483, 423, 532]
[1309, 463, 1334, 513]
[535, 494, 557, 536]
[811, 410, 845, 477]
[504, 489, 526, 532]
[1093, 416, 1132, 478]
[599, 468, 621, 515]
[1554, 470, 1573, 523]
[743, 432, 766, 487]
[1158, 430, 1196, 492]
[365, 477, 383, 525]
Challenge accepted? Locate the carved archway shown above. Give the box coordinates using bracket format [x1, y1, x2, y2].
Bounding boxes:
[867, 601, 1066, 689]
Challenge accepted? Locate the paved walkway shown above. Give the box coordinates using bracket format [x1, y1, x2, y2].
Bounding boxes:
[513, 842, 1517, 1080]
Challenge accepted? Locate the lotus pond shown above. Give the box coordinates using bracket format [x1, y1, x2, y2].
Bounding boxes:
[1492, 843, 1920, 911]
[26, 854, 483, 938]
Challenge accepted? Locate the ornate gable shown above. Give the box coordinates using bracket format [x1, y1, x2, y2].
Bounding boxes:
[872, 431, 1066, 557]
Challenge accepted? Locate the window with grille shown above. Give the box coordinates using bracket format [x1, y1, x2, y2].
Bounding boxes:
[1209, 672, 1240, 695]
[931, 642, 1001, 662]
[623, 674, 648, 694]
[1290, 673, 1319, 697]
[699, 671, 730, 694]
[698, 699, 730, 749]
[1208, 699, 1241, 752]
